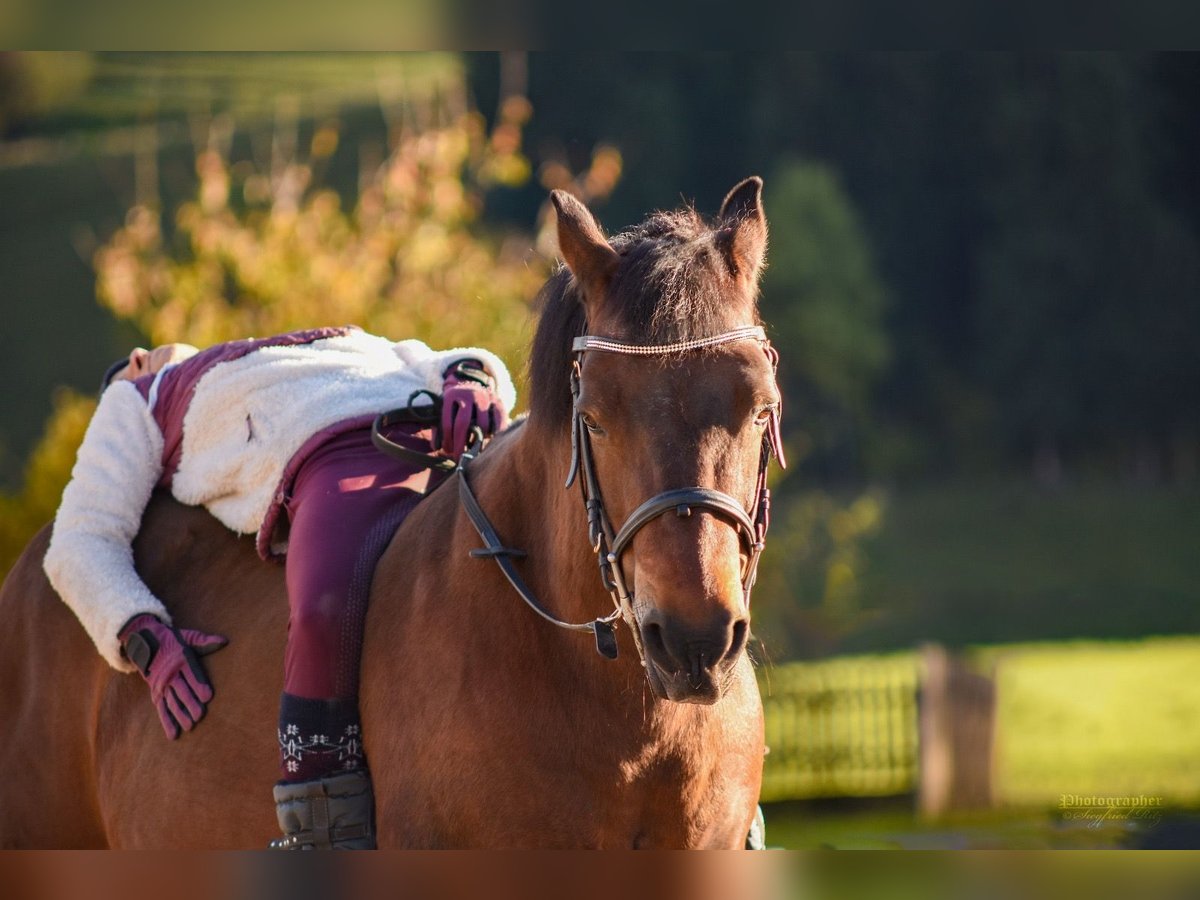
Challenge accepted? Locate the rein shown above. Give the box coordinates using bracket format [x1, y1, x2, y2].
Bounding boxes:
[370, 390, 459, 473]
[371, 398, 624, 655]
[375, 327, 785, 662]
[457, 438, 624, 658]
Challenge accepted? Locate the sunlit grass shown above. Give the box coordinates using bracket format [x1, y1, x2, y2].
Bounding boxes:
[990, 636, 1200, 806]
[763, 801, 1135, 849]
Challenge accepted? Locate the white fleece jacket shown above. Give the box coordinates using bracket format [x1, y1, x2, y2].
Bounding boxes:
[44, 331, 515, 671]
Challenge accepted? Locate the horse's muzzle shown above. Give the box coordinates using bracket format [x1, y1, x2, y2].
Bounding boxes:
[638, 610, 749, 705]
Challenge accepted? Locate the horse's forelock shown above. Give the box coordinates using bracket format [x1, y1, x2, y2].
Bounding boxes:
[528, 267, 586, 431]
[527, 207, 761, 432]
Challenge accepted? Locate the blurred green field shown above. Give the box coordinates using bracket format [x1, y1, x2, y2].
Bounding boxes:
[762, 800, 1137, 849]
[989, 637, 1200, 807]
[841, 480, 1200, 653]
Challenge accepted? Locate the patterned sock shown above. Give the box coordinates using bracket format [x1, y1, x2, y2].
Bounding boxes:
[277, 693, 366, 783]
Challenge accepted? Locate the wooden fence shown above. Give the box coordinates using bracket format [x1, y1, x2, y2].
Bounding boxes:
[759, 651, 921, 802]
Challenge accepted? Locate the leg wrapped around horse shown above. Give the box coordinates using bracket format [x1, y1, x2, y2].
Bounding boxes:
[270, 769, 376, 850]
[278, 694, 365, 781]
[281, 426, 432, 703]
[271, 425, 436, 847]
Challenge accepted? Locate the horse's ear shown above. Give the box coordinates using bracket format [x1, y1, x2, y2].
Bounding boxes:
[551, 190, 619, 309]
[717, 176, 767, 284]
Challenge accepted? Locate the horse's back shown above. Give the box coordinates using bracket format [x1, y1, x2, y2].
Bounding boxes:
[0, 493, 285, 848]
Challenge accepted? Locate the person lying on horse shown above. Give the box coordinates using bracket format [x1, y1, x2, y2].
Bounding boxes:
[43, 326, 514, 849]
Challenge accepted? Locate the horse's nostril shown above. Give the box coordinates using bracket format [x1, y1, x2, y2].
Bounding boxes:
[727, 619, 749, 661]
[642, 621, 668, 662]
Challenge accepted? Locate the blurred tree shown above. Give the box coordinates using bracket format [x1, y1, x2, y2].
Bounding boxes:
[974, 55, 1200, 481]
[0, 389, 94, 575]
[759, 160, 889, 479]
[0, 79, 624, 579]
[482, 52, 1200, 481]
[94, 92, 543, 365]
[753, 489, 887, 660]
[0, 53, 467, 493]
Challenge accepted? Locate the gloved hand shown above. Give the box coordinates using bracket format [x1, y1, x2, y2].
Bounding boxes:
[119, 613, 228, 740]
[439, 358, 509, 460]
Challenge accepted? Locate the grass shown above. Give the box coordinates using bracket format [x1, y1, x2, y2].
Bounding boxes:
[988, 637, 1200, 807]
[762, 798, 1140, 849]
[840, 479, 1200, 653]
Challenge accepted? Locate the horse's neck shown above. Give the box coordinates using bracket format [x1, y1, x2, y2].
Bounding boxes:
[465, 424, 676, 720]
[372, 421, 745, 772]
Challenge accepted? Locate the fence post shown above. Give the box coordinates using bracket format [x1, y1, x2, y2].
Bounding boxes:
[917, 643, 996, 817]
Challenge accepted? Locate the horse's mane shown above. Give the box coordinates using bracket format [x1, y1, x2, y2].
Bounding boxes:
[528, 207, 762, 430]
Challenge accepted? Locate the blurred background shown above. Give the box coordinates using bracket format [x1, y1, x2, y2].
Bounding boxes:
[1, 51, 1197, 849]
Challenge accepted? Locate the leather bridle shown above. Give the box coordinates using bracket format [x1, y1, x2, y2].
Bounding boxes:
[454, 325, 786, 662]
[565, 325, 785, 658]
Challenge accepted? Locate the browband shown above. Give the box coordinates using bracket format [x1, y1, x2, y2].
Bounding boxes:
[571, 325, 767, 356]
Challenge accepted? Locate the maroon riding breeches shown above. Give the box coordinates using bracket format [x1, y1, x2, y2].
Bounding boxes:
[281, 424, 439, 700]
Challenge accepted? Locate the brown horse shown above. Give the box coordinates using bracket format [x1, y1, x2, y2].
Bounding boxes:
[0, 179, 780, 848]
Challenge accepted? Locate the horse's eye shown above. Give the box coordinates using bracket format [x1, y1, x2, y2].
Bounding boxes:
[753, 404, 777, 426]
[581, 413, 604, 435]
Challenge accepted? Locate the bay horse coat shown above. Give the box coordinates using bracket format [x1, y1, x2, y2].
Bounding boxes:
[0, 179, 778, 848]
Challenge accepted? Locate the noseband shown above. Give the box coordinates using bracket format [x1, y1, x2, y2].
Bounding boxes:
[456, 325, 785, 661]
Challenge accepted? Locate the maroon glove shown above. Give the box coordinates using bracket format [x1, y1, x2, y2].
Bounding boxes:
[119, 613, 228, 740]
[439, 359, 509, 460]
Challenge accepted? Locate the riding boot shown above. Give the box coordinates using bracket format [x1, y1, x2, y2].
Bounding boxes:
[269, 769, 376, 849]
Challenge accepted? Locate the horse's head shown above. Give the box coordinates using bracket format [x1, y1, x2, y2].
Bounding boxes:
[530, 178, 782, 705]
